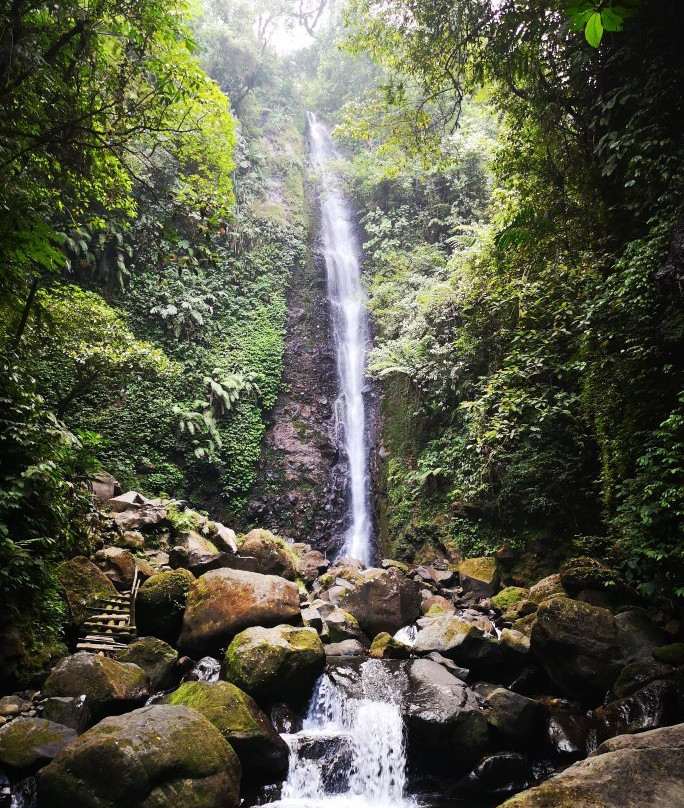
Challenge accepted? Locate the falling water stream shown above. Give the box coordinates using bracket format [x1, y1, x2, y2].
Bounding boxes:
[272, 660, 410, 808]
[308, 112, 372, 566]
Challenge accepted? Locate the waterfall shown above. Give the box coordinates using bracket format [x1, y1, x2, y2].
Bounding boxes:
[274, 660, 410, 808]
[308, 112, 372, 566]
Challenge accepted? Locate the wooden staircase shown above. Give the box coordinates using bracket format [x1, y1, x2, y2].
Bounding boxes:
[76, 568, 141, 655]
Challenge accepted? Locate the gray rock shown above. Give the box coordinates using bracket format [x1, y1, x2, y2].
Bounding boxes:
[0, 717, 77, 772]
[40, 696, 91, 734]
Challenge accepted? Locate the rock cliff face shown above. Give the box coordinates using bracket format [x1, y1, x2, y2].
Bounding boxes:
[245, 231, 345, 552]
[245, 172, 380, 557]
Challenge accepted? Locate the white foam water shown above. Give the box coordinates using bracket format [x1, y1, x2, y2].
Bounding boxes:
[273, 660, 411, 808]
[307, 112, 372, 566]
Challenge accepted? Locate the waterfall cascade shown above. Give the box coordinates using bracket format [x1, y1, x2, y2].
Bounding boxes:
[307, 112, 372, 566]
[274, 660, 410, 808]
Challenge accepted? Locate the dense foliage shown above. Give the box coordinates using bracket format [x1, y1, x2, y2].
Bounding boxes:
[333, 0, 684, 594]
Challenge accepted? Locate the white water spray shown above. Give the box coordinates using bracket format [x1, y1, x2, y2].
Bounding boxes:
[275, 660, 410, 808]
[307, 111, 372, 565]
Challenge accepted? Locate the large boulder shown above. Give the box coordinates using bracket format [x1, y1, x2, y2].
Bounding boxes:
[37, 705, 241, 808]
[43, 652, 150, 721]
[222, 625, 325, 704]
[239, 529, 297, 580]
[93, 547, 155, 589]
[457, 557, 499, 598]
[484, 688, 546, 744]
[530, 598, 624, 700]
[404, 659, 488, 773]
[165, 681, 289, 781]
[528, 574, 567, 604]
[298, 550, 330, 584]
[413, 615, 504, 674]
[0, 717, 77, 773]
[57, 557, 118, 629]
[136, 568, 195, 646]
[592, 679, 680, 744]
[337, 568, 421, 637]
[179, 569, 301, 657]
[497, 723, 684, 808]
[116, 637, 179, 691]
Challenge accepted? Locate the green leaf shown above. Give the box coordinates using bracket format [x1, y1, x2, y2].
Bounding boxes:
[585, 12, 604, 46]
[601, 8, 624, 31]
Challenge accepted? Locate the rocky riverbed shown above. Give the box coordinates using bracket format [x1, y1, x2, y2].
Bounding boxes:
[0, 488, 682, 808]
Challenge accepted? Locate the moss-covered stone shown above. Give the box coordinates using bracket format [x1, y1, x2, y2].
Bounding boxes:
[43, 652, 150, 721]
[179, 568, 301, 658]
[116, 637, 178, 690]
[370, 632, 411, 659]
[136, 568, 195, 646]
[57, 557, 118, 628]
[560, 556, 628, 597]
[164, 681, 288, 780]
[222, 625, 324, 704]
[413, 615, 504, 673]
[239, 529, 298, 580]
[0, 717, 76, 772]
[324, 609, 367, 644]
[530, 598, 623, 699]
[36, 705, 241, 808]
[492, 586, 529, 613]
[457, 557, 498, 598]
[528, 574, 567, 604]
[653, 642, 684, 666]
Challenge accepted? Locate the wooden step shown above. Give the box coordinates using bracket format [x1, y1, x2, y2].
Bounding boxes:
[85, 614, 130, 622]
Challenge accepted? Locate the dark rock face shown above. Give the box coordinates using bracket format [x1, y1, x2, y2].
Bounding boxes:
[178, 568, 301, 657]
[484, 688, 546, 744]
[136, 568, 195, 646]
[592, 679, 681, 745]
[40, 697, 92, 734]
[337, 569, 421, 637]
[530, 598, 625, 700]
[42, 652, 150, 722]
[0, 717, 77, 773]
[497, 723, 684, 807]
[464, 753, 535, 798]
[36, 705, 241, 808]
[404, 659, 488, 773]
[164, 681, 289, 781]
[242, 244, 346, 553]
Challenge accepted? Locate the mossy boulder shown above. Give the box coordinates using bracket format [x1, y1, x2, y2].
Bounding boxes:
[0, 717, 77, 772]
[136, 568, 195, 646]
[43, 652, 150, 721]
[560, 556, 629, 598]
[239, 529, 297, 580]
[457, 557, 499, 598]
[528, 574, 567, 604]
[179, 568, 301, 658]
[337, 568, 421, 637]
[324, 609, 368, 644]
[653, 642, 684, 666]
[613, 660, 674, 699]
[222, 625, 325, 704]
[57, 557, 118, 629]
[370, 632, 411, 659]
[497, 723, 684, 808]
[492, 587, 529, 613]
[530, 598, 624, 699]
[164, 681, 288, 781]
[116, 637, 178, 690]
[36, 705, 241, 808]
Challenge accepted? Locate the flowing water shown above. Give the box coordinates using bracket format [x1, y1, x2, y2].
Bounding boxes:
[273, 659, 411, 808]
[308, 112, 372, 566]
